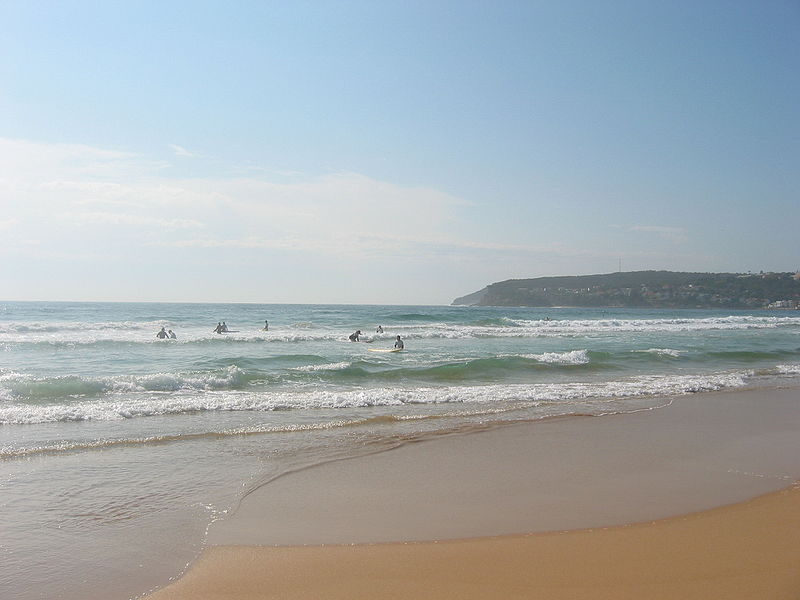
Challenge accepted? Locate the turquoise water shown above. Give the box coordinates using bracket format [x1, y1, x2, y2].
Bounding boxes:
[1, 302, 799, 599]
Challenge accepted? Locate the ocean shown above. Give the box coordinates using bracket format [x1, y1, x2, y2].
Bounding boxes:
[1, 301, 799, 599]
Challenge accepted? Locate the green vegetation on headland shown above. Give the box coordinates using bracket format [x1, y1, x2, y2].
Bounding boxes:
[452, 271, 800, 309]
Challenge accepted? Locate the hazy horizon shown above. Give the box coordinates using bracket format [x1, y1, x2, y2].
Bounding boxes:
[2, 1, 797, 305]
[4, 267, 798, 307]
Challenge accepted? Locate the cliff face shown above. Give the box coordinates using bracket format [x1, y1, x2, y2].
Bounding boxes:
[451, 271, 800, 309]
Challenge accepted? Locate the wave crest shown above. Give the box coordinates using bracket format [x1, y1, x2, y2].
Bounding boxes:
[0, 372, 751, 425]
[522, 350, 591, 365]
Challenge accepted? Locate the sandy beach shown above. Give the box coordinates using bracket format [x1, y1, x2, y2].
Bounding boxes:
[147, 386, 800, 599]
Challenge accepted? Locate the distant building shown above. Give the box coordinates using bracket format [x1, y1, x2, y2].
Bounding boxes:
[767, 300, 799, 309]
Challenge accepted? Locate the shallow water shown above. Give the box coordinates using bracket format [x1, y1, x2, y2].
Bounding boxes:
[1, 302, 798, 599]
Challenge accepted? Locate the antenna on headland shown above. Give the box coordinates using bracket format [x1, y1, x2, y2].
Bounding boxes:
[618, 258, 622, 273]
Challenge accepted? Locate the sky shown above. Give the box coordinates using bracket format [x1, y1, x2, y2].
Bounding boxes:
[0, 1, 797, 305]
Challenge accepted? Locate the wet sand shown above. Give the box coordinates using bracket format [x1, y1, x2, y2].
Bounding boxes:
[147, 386, 800, 599]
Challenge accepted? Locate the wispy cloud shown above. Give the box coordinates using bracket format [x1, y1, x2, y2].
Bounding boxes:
[168, 144, 200, 158]
[1, 138, 704, 282]
[1, 137, 730, 302]
[71, 212, 205, 230]
[0, 138, 473, 263]
[0, 138, 166, 180]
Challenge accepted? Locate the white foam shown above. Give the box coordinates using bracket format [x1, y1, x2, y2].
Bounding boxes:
[0, 371, 752, 424]
[507, 315, 800, 335]
[635, 348, 683, 357]
[522, 350, 591, 364]
[291, 362, 351, 372]
[3, 315, 797, 345]
[0, 366, 248, 401]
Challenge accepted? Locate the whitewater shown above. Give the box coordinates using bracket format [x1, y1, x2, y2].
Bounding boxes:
[1, 301, 799, 600]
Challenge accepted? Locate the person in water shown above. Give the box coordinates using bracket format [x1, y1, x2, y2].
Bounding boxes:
[263, 320, 269, 331]
[376, 325, 383, 333]
[214, 322, 224, 334]
[168, 330, 176, 339]
[394, 335, 404, 350]
[349, 330, 362, 342]
[222, 322, 229, 332]
[156, 327, 168, 339]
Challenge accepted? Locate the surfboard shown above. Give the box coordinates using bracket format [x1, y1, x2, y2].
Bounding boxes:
[368, 348, 403, 353]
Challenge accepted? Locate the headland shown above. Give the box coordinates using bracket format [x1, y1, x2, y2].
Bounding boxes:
[452, 270, 800, 309]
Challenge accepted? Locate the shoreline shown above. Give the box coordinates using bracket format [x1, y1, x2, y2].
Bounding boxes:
[146, 386, 800, 598]
[206, 386, 800, 546]
[149, 485, 800, 600]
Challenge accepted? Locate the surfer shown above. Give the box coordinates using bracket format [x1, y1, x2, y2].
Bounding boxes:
[222, 322, 229, 332]
[213, 322, 224, 334]
[263, 320, 269, 331]
[394, 335, 404, 350]
[349, 330, 362, 342]
[156, 327, 168, 339]
[376, 325, 383, 333]
[168, 330, 176, 339]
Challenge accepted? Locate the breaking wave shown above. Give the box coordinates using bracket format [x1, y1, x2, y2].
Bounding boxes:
[0, 371, 753, 425]
[521, 350, 591, 364]
[3, 314, 798, 346]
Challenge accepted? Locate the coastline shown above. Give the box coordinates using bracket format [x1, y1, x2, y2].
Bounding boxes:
[150, 487, 800, 600]
[145, 385, 800, 598]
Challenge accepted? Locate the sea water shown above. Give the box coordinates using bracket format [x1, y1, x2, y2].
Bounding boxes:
[1, 301, 799, 599]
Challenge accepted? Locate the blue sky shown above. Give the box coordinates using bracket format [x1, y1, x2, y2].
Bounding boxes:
[1, 1, 797, 304]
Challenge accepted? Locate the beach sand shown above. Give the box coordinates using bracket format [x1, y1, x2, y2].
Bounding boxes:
[147, 387, 800, 599]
